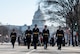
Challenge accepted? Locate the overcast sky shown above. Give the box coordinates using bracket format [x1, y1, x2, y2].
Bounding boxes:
[0, 0, 38, 26]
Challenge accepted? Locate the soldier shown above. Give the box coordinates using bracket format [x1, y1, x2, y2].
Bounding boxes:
[42, 25, 50, 49]
[25, 26, 32, 49]
[56, 26, 64, 50]
[10, 29, 17, 48]
[33, 24, 39, 49]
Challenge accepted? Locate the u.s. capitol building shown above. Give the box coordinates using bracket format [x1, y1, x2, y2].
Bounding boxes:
[30, 5, 57, 34]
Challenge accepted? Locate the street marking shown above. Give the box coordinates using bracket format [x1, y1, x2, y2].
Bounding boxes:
[53, 49, 62, 54]
[26, 49, 35, 54]
[57, 50, 62, 54]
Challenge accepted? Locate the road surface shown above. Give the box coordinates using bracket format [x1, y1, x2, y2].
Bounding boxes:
[0, 43, 80, 54]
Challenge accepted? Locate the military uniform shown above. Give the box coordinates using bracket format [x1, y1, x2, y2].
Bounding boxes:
[33, 28, 39, 49]
[10, 32, 17, 48]
[56, 30, 64, 50]
[25, 29, 32, 49]
[42, 29, 49, 49]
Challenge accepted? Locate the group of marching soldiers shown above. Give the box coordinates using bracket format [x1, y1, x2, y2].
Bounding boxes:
[10, 24, 64, 50]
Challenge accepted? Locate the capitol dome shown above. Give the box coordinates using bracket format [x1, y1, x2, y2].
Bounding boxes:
[32, 5, 46, 26]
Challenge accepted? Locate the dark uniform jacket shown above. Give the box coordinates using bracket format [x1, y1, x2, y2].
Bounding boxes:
[56, 30, 64, 44]
[33, 28, 39, 43]
[10, 32, 17, 42]
[42, 29, 49, 43]
[25, 29, 32, 43]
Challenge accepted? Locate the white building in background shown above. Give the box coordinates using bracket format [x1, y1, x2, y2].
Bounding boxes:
[31, 5, 47, 32]
[31, 5, 58, 34]
[20, 24, 27, 32]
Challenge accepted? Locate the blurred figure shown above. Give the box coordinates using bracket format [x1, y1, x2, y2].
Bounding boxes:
[0, 33, 3, 45]
[18, 36, 21, 46]
[10, 29, 17, 48]
[51, 34, 55, 46]
[62, 35, 65, 46]
[5, 35, 9, 43]
[42, 25, 50, 49]
[66, 28, 71, 46]
[75, 32, 78, 46]
[56, 26, 64, 50]
[23, 37, 27, 46]
[73, 30, 78, 46]
[73, 31, 76, 46]
[39, 32, 43, 46]
[33, 24, 39, 49]
[25, 26, 32, 49]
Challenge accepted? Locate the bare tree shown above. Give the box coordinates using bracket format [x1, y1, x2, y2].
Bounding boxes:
[38, 0, 78, 27]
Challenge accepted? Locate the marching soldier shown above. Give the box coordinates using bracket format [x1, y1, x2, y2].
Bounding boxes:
[25, 26, 32, 49]
[42, 25, 50, 49]
[33, 24, 39, 49]
[56, 26, 64, 50]
[10, 29, 17, 48]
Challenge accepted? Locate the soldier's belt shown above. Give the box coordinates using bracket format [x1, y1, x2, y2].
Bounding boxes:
[57, 34, 63, 36]
[26, 34, 31, 36]
[44, 36, 48, 37]
[43, 33, 49, 35]
[11, 35, 16, 37]
[33, 32, 39, 34]
[33, 35, 38, 37]
[27, 36, 31, 37]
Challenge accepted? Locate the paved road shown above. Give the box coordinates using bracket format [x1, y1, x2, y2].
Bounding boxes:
[0, 43, 80, 54]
